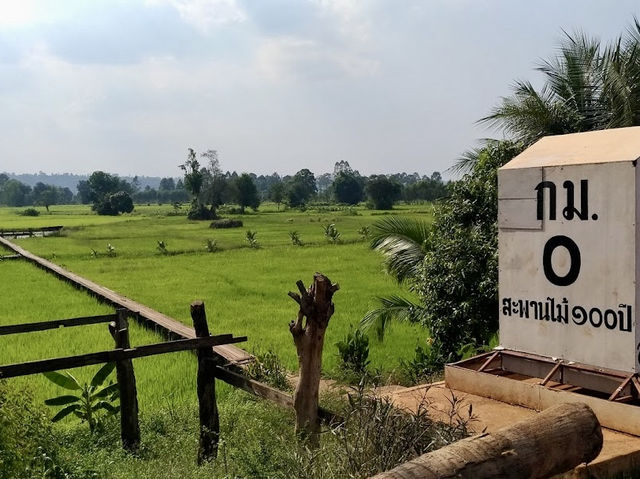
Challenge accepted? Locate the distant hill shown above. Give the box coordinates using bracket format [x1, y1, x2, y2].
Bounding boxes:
[1, 173, 175, 193]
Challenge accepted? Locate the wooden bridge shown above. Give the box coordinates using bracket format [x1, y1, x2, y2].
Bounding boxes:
[0, 234, 252, 366]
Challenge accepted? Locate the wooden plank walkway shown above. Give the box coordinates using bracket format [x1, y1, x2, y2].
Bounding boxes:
[0, 235, 253, 365]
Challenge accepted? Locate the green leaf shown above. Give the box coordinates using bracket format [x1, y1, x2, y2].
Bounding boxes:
[91, 362, 116, 387]
[51, 404, 80, 422]
[92, 383, 119, 400]
[95, 401, 119, 414]
[45, 395, 80, 406]
[43, 371, 81, 391]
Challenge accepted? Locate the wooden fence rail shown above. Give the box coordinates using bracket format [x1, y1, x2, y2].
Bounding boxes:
[0, 304, 245, 461]
[0, 334, 246, 379]
[0, 314, 117, 335]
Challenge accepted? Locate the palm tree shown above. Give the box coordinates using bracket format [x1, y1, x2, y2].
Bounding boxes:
[478, 21, 640, 158]
[360, 217, 430, 339]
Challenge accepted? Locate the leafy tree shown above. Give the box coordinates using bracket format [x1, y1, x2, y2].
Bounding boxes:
[86, 171, 131, 203]
[269, 180, 285, 210]
[404, 175, 448, 203]
[333, 160, 353, 175]
[0, 179, 31, 206]
[179, 148, 211, 220]
[32, 182, 58, 212]
[180, 149, 204, 201]
[365, 175, 401, 210]
[362, 141, 522, 366]
[93, 191, 134, 215]
[80, 171, 133, 215]
[76, 180, 92, 204]
[233, 173, 260, 213]
[285, 169, 317, 207]
[58, 187, 74, 204]
[159, 177, 175, 191]
[332, 171, 364, 205]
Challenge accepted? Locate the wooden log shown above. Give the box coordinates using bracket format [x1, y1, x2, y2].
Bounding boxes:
[0, 314, 117, 336]
[191, 301, 219, 463]
[370, 402, 602, 479]
[109, 310, 140, 452]
[0, 334, 246, 379]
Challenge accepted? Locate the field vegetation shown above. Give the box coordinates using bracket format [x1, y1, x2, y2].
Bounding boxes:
[1, 203, 432, 374]
[0, 201, 465, 478]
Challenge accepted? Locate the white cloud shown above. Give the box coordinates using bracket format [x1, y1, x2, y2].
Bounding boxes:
[148, 0, 246, 32]
[256, 35, 378, 82]
[311, 0, 371, 43]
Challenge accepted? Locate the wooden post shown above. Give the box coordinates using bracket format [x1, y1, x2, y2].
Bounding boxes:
[109, 309, 140, 452]
[369, 402, 603, 479]
[190, 301, 219, 463]
[288, 273, 339, 446]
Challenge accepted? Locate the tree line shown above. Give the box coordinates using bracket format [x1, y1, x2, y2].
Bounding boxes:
[0, 161, 447, 215]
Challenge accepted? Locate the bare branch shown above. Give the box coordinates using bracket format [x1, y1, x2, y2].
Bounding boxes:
[288, 292, 301, 305]
[296, 280, 307, 296]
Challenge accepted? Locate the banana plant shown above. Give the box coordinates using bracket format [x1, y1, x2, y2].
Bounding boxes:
[43, 362, 120, 432]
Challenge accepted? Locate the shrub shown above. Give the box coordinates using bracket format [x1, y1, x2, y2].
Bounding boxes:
[417, 141, 522, 357]
[323, 223, 341, 243]
[246, 349, 291, 391]
[358, 225, 370, 240]
[245, 230, 259, 248]
[106, 243, 116, 257]
[156, 240, 168, 255]
[93, 191, 134, 216]
[187, 202, 213, 220]
[0, 381, 61, 478]
[289, 231, 303, 246]
[210, 218, 243, 229]
[398, 343, 446, 385]
[19, 207, 40, 216]
[205, 239, 219, 252]
[283, 385, 472, 478]
[336, 328, 370, 380]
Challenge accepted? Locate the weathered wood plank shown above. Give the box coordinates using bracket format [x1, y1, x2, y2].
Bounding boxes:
[0, 334, 247, 378]
[0, 236, 253, 365]
[0, 314, 117, 336]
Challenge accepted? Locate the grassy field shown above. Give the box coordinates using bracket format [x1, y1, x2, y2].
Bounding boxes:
[0, 202, 437, 478]
[1, 203, 433, 374]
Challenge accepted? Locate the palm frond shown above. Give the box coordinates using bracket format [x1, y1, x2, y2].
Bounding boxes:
[369, 217, 430, 284]
[360, 295, 425, 341]
[449, 144, 484, 175]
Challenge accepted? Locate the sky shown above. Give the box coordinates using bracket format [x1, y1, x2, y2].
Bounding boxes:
[1, 0, 639, 178]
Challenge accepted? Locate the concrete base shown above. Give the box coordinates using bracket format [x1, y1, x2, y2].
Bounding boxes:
[445, 363, 640, 436]
[388, 382, 640, 478]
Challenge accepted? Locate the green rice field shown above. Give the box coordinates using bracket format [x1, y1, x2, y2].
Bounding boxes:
[0, 203, 434, 477]
[1, 203, 433, 377]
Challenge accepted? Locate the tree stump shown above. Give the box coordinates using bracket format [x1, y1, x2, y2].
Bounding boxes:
[370, 402, 603, 479]
[288, 273, 339, 445]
